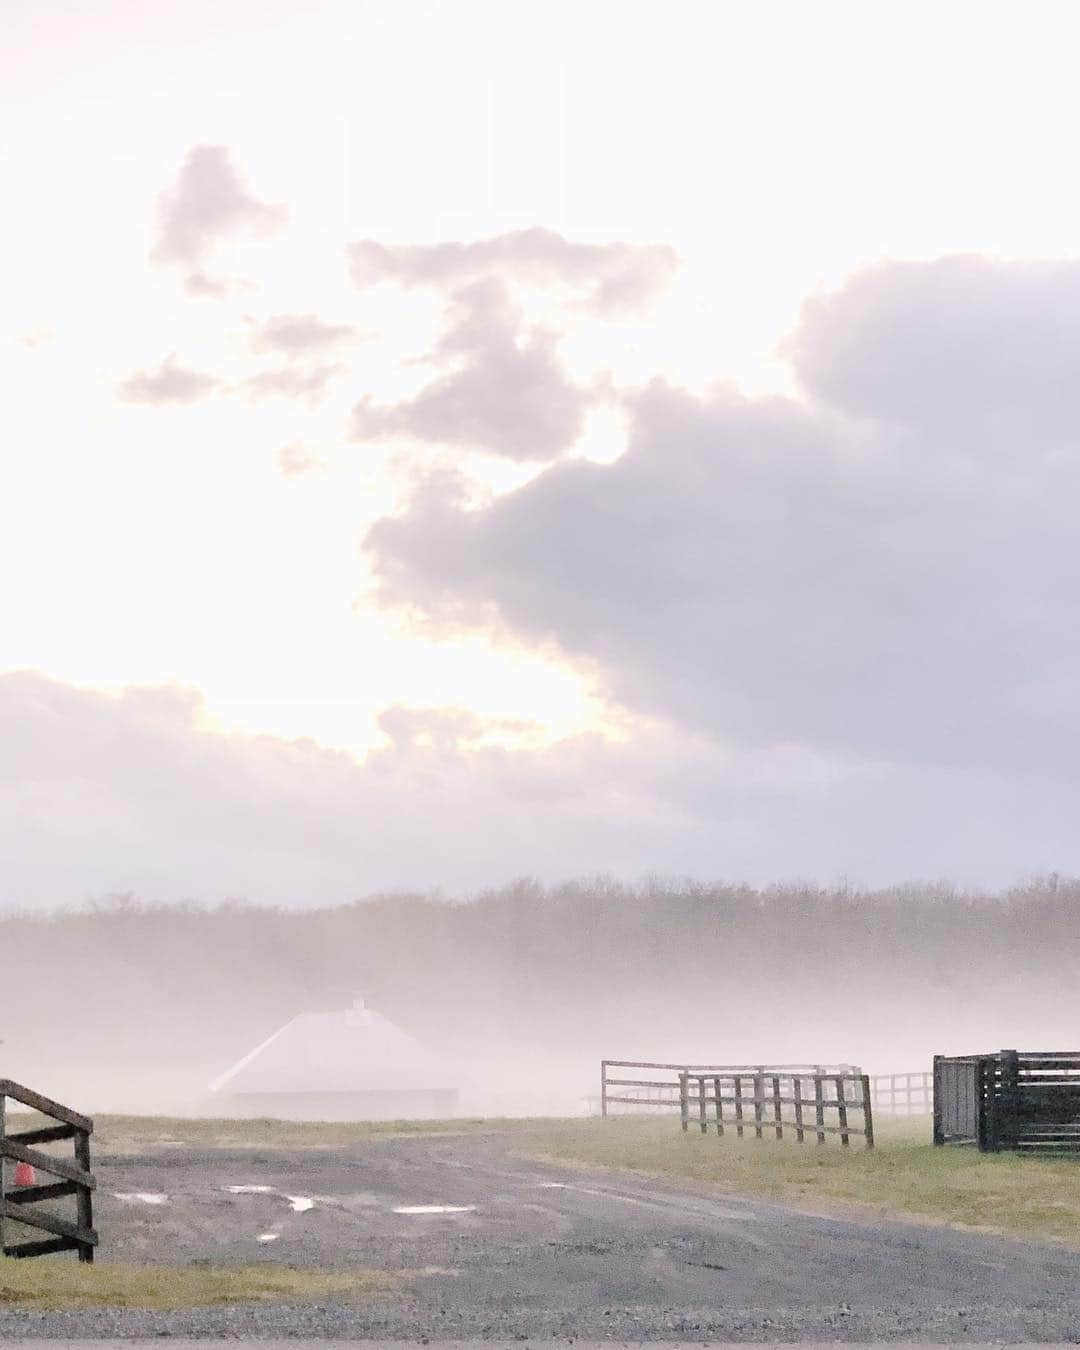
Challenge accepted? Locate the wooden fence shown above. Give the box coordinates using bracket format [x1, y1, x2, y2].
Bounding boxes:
[679, 1070, 873, 1148]
[934, 1050, 1080, 1153]
[600, 1060, 860, 1116]
[871, 1071, 932, 1115]
[0, 1079, 96, 1261]
[599, 1060, 872, 1148]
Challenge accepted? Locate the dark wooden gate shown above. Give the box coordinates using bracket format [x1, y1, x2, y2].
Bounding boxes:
[0, 1079, 96, 1261]
[934, 1050, 1080, 1153]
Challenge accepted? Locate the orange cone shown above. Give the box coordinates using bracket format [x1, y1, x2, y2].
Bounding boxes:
[13, 1161, 36, 1187]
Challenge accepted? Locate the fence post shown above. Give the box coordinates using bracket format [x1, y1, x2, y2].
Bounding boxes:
[793, 1076, 805, 1143]
[713, 1076, 724, 1137]
[74, 1128, 94, 1264]
[835, 1075, 850, 1146]
[771, 1075, 783, 1140]
[999, 1049, 1019, 1153]
[814, 1074, 826, 1144]
[932, 1055, 943, 1145]
[860, 1074, 874, 1149]
[979, 1055, 1001, 1152]
[753, 1072, 764, 1140]
[679, 1072, 689, 1133]
[734, 1075, 745, 1138]
[698, 1076, 708, 1134]
[600, 1061, 608, 1118]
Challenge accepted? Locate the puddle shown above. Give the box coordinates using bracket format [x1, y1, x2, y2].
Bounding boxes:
[113, 1192, 169, 1205]
[286, 1196, 315, 1212]
[256, 1233, 279, 1243]
[538, 1182, 568, 1189]
[225, 1185, 275, 1194]
[393, 1204, 477, 1215]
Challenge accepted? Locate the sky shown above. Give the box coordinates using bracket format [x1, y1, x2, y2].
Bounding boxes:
[5, 0, 1080, 906]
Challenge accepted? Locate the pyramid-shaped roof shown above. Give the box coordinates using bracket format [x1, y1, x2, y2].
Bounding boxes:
[209, 1000, 458, 1095]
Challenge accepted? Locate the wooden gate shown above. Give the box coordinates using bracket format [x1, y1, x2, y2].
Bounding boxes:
[0, 1079, 96, 1261]
[933, 1055, 984, 1147]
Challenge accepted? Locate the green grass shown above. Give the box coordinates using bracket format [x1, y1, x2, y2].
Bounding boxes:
[518, 1114, 1080, 1246]
[0, 1260, 404, 1309]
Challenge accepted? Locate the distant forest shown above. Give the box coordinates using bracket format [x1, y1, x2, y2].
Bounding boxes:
[4, 875, 1077, 1114]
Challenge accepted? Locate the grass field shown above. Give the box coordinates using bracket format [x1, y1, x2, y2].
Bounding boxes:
[0, 1261, 403, 1309]
[519, 1114, 1080, 1246]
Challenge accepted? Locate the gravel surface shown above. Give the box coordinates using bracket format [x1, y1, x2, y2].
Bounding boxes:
[3, 1133, 1080, 1340]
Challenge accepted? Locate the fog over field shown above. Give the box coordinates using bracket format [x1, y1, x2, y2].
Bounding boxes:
[3, 875, 1075, 1117]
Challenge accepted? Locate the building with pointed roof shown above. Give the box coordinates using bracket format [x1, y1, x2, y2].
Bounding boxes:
[208, 998, 460, 1121]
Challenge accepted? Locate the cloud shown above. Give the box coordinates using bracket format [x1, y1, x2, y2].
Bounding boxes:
[363, 255, 1080, 785]
[248, 313, 362, 359]
[276, 442, 328, 479]
[348, 226, 677, 318]
[784, 255, 1080, 444]
[243, 362, 346, 407]
[117, 352, 220, 405]
[0, 671, 732, 906]
[350, 277, 591, 460]
[4, 669, 1079, 908]
[151, 145, 287, 292]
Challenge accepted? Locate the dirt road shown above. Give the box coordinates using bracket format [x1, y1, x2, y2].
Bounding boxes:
[5, 1132, 1080, 1340]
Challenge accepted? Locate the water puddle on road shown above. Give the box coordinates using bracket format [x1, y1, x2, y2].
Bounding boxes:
[256, 1233, 279, 1243]
[113, 1192, 169, 1205]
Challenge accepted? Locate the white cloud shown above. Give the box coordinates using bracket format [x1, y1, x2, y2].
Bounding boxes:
[150, 146, 287, 295]
[117, 352, 220, 406]
[347, 227, 678, 318]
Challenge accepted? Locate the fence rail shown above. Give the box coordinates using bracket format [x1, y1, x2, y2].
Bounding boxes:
[871, 1071, 932, 1115]
[934, 1050, 1080, 1153]
[600, 1060, 860, 1117]
[0, 1080, 96, 1261]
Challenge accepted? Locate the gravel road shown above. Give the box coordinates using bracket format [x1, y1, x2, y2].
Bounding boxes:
[4, 1132, 1080, 1340]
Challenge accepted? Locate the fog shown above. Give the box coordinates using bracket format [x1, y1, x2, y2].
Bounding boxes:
[6, 875, 1076, 1119]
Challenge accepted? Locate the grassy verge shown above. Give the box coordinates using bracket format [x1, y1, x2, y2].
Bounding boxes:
[518, 1115, 1080, 1246]
[0, 1261, 403, 1309]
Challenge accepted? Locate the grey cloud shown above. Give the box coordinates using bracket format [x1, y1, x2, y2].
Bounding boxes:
[364, 256, 1080, 784]
[244, 363, 346, 407]
[117, 352, 220, 406]
[785, 255, 1080, 443]
[5, 669, 1074, 909]
[249, 313, 361, 359]
[350, 278, 590, 461]
[348, 227, 677, 317]
[151, 146, 287, 291]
